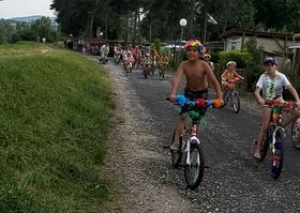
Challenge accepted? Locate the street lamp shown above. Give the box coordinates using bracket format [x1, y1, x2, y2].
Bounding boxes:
[178, 18, 187, 62]
[179, 18, 187, 47]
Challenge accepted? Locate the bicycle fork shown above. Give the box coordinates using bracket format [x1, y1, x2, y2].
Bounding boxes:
[271, 126, 286, 154]
[185, 124, 200, 166]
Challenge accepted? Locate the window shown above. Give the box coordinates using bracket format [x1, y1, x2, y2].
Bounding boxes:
[231, 42, 237, 50]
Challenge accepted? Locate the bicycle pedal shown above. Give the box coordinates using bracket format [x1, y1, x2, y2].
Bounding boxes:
[205, 165, 210, 169]
[163, 146, 170, 149]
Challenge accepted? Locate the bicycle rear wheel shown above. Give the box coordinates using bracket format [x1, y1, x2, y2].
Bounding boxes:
[271, 129, 285, 180]
[291, 119, 300, 150]
[184, 140, 205, 190]
[161, 68, 165, 80]
[171, 130, 182, 168]
[232, 91, 240, 113]
[143, 69, 148, 79]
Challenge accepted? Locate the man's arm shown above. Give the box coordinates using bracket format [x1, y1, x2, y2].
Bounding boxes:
[204, 63, 222, 99]
[254, 87, 264, 105]
[286, 85, 300, 104]
[254, 75, 265, 105]
[169, 62, 185, 98]
[221, 70, 227, 80]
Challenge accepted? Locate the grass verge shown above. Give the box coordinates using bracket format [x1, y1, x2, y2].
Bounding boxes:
[0, 42, 114, 212]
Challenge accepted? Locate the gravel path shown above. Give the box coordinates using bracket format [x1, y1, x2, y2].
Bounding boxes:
[103, 63, 199, 213]
[100, 59, 300, 213]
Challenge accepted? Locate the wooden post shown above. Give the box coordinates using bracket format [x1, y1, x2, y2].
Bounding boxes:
[241, 30, 245, 50]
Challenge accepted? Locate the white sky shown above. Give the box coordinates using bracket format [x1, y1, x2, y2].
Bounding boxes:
[0, 0, 55, 19]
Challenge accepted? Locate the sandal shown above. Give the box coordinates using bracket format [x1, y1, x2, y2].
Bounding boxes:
[170, 143, 179, 152]
[253, 152, 262, 161]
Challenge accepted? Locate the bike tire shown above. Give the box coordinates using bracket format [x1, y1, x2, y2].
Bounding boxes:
[144, 70, 148, 79]
[171, 130, 182, 168]
[271, 130, 285, 180]
[258, 126, 273, 162]
[232, 91, 240, 113]
[161, 70, 165, 80]
[184, 140, 205, 190]
[291, 120, 300, 150]
[222, 90, 228, 106]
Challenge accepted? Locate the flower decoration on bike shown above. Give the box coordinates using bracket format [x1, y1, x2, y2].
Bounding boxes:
[174, 94, 223, 108]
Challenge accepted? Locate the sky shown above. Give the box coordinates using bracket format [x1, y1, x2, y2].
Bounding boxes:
[0, 0, 55, 19]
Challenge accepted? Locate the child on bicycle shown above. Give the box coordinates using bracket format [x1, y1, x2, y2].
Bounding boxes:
[168, 39, 223, 151]
[253, 57, 300, 160]
[159, 51, 169, 71]
[221, 61, 244, 91]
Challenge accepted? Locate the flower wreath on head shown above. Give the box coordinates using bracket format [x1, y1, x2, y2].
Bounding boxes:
[184, 40, 206, 53]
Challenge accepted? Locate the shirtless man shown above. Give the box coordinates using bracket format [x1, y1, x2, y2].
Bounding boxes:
[169, 39, 223, 151]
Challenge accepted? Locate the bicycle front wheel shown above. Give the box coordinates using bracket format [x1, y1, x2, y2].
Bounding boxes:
[222, 90, 228, 106]
[291, 120, 300, 150]
[184, 140, 205, 190]
[232, 91, 240, 113]
[271, 129, 285, 180]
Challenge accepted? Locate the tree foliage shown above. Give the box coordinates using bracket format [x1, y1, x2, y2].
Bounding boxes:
[0, 17, 59, 44]
[3, 0, 300, 44]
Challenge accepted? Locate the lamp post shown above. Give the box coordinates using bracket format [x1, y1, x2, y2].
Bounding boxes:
[179, 18, 187, 46]
[178, 18, 187, 62]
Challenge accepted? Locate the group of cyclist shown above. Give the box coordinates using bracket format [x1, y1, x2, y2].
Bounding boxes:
[168, 39, 300, 161]
[111, 43, 170, 77]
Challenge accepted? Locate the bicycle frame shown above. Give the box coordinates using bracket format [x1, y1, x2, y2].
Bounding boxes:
[269, 107, 286, 152]
[183, 122, 200, 166]
[225, 89, 236, 101]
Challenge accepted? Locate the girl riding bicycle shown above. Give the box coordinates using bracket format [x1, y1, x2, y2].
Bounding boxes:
[221, 61, 244, 91]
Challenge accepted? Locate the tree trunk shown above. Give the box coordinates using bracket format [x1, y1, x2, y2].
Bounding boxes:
[125, 13, 129, 43]
[89, 15, 94, 38]
[201, 4, 208, 43]
[132, 7, 138, 43]
[105, 13, 108, 41]
[188, 0, 196, 38]
[137, 9, 141, 43]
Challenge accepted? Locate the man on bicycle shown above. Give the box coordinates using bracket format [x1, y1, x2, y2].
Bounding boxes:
[168, 39, 223, 151]
[253, 57, 300, 160]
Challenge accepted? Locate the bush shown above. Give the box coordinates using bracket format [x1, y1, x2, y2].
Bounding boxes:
[153, 38, 162, 55]
[218, 38, 264, 92]
[218, 50, 251, 70]
[244, 38, 264, 91]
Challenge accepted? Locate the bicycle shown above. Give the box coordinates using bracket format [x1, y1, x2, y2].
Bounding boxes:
[254, 99, 297, 179]
[222, 76, 243, 113]
[291, 117, 300, 150]
[159, 63, 168, 80]
[165, 94, 223, 189]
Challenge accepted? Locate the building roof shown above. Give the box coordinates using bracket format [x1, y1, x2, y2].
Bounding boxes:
[221, 29, 293, 40]
[289, 42, 300, 49]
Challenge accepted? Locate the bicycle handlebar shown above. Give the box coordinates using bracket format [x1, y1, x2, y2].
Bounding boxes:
[264, 99, 298, 109]
[166, 94, 223, 108]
